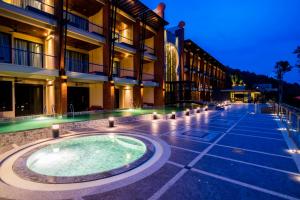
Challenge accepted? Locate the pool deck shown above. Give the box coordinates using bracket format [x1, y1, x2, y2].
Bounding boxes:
[1, 104, 300, 200]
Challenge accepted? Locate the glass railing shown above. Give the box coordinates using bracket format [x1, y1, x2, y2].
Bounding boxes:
[65, 59, 104, 75]
[142, 73, 154, 81]
[66, 12, 104, 36]
[113, 67, 135, 79]
[273, 104, 300, 147]
[2, 0, 55, 16]
[0, 46, 55, 69]
[114, 33, 134, 46]
[144, 45, 155, 55]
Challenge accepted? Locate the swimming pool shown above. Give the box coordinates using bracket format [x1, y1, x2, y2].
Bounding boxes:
[0, 105, 197, 134]
[13, 134, 154, 183]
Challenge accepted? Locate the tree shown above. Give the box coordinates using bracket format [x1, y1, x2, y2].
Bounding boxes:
[274, 61, 292, 103]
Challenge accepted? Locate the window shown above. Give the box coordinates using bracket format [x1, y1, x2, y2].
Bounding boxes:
[0, 81, 13, 112]
[0, 32, 11, 63]
[14, 39, 43, 68]
[66, 50, 89, 73]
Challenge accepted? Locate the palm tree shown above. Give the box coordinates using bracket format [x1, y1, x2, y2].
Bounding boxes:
[274, 61, 292, 104]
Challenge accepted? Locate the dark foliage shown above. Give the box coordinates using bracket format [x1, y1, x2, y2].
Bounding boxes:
[225, 67, 300, 108]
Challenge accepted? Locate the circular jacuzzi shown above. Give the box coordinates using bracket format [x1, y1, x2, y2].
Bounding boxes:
[0, 132, 170, 197]
[13, 135, 154, 183]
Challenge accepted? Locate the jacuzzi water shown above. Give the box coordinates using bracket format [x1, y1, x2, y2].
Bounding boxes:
[26, 135, 147, 177]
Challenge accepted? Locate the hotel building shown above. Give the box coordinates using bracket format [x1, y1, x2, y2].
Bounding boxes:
[0, 0, 167, 117]
[164, 22, 226, 104]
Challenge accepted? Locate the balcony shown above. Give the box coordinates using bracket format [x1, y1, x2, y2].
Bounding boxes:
[144, 45, 157, 61]
[67, 12, 104, 36]
[112, 67, 138, 85]
[142, 73, 154, 81]
[66, 58, 107, 82]
[66, 59, 104, 74]
[66, 12, 105, 45]
[113, 33, 136, 54]
[0, 46, 57, 78]
[144, 45, 155, 55]
[113, 67, 135, 79]
[2, 0, 54, 17]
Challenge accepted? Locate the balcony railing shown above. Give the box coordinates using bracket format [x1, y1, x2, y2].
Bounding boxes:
[66, 12, 104, 36]
[144, 45, 155, 55]
[113, 67, 135, 79]
[66, 59, 104, 75]
[114, 33, 134, 46]
[0, 46, 55, 69]
[142, 73, 154, 81]
[2, 0, 55, 16]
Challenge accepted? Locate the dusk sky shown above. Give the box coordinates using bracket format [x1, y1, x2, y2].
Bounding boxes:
[142, 0, 300, 84]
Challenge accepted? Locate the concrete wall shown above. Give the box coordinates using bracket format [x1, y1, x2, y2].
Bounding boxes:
[90, 83, 103, 107]
[143, 87, 154, 104]
[119, 86, 133, 109]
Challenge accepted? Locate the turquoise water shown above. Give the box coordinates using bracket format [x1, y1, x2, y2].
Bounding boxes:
[0, 105, 196, 134]
[26, 135, 146, 177]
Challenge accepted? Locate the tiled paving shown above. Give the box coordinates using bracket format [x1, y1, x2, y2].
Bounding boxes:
[82, 104, 300, 200]
[1, 104, 300, 200]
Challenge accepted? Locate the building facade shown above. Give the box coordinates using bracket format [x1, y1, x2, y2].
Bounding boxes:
[0, 0, 167, 118]
[165, 23, 226, 104]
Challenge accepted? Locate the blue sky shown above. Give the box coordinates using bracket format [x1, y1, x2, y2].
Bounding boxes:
[141, 0, 300, 83]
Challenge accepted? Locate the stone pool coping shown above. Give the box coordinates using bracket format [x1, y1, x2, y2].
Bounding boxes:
[12, 134, 156, 184]
[0, 108, 204, 150]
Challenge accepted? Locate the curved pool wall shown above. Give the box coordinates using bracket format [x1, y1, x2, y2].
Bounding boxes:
[13, 134, 155, 184]
[0, 105, 195, 134]
[0, 132, 171, 197]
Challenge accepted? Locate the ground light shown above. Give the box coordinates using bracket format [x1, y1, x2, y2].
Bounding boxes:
[52, 124, 60, 138]
[185, 109, 190, 116]
[196, 107, 201, 113]
[108, 117, 115, 127]
[171, 111, 176, 119]
[205, 106, 208, 111]
[153, 112, 158, 120]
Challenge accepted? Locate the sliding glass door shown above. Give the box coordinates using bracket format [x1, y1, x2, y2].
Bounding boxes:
[15, 83, 43, 116]
[66, 50, 89, 73]
[67, 86, 90, 112]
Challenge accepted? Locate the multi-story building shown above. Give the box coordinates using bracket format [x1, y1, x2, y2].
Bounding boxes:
[0, 0, 167, 118]
[165, 22, 226, 104]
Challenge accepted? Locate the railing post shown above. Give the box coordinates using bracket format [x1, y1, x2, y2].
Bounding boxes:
[297, 115, 300, 132]
[288, 111, 292, 124]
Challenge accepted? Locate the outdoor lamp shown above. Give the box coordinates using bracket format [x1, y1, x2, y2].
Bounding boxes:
[52, 124, 60, 138]
[186, 109, 190, 116]
[205, 106, 208, 111]
[196, 107, 201, 113]
[171, 111, 176, 119]
[108, 117, 115, 127]
[153, 112, 158, 120]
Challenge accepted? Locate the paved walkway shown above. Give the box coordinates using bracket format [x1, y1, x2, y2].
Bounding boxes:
[80, 104, 300, 200]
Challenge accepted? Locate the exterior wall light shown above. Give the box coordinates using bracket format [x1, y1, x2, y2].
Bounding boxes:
[108, 117, 115, 127]
[186, 109, 190, 116]
[52, 124, 60, 138]
[171, 111, 176, 119]
[153, 112, 158, 120]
